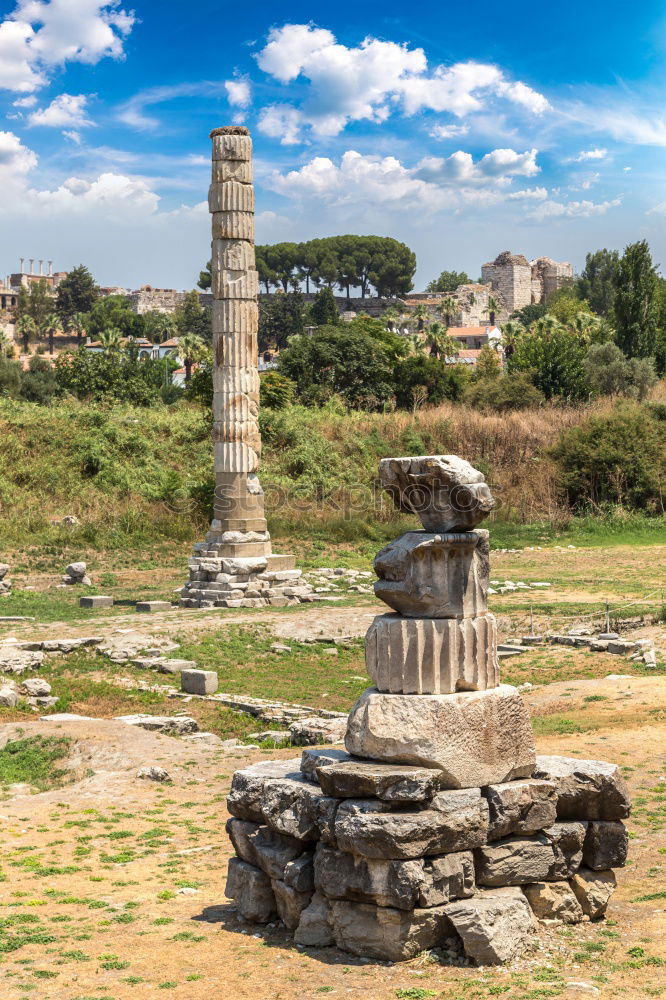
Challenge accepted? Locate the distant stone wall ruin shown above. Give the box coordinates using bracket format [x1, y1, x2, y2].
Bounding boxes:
[481, 250, 573, 314]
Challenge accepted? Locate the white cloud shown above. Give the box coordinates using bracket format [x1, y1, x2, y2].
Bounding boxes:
[573, 148, 607, 161]
[118, 82, 229, 131]
[429, 123, 470, 140]
[0, 129, 38, 186]
[257, 104, 303, 145]
[416, 148, 539, 185]
[647, 202, 666, 216]
[507, 187, 548, 201]
[562, 101, 666, 147]
[29, 93, 93, 127]
[13, 93, 37, 107]
[255, 24, 549, 142]
[0, 1, 135, 92]
[63, 129, 82, 144]
[527, 198, 621, 221]
[266, 148, 544, 216]
[225, 77, 251, 109]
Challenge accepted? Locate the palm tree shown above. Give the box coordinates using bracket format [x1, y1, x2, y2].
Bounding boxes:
[406, 334, 426, 357]
[99, 327, 123, 355]
[43, 312, 59, 356]
[572, 311, 601, 343]
[382, 306, 401, 333]
[157, 313, 177, 344]
[72, 312, 87, 346]
[498, 319, 524, 360]
[437, 296, 457, 328]
[16, 314, 36, 355]
[485, 295, 501, 327]
[179, 333, 206, 384]
[412, 304, 431, 332]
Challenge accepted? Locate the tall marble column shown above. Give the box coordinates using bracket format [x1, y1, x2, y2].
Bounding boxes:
[181, 127, 310, 609]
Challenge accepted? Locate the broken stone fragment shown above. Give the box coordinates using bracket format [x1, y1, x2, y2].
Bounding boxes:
[329, 898, 453, 962]
[315, 760, 442, 803]
[522, 881, 584, 923]
[582, 821, 628, 870]
[314, 844, 425, 910]
[288, 716, 347, 746]
[483, 778, 558, 840]
[373, 531, 489, 619]
[225, 857, 276, 923]
[283, 854, 315, 893]
[569, 867, 617, 919]
[228, 759, 339, 842]
[227, 759, 304, 823]
[294, 891, 334, 947]
[474, 823, 586, 886]
[334, 788, 488, 860]
[271, 878, 313, 930]
[226, 819, 305, 880]
[345, 686, 535, 788]
[300, 747, 351, 783]
[445, 887, 536, 965]
[378, 455, 495, 532]
[534, 756, 631, 820]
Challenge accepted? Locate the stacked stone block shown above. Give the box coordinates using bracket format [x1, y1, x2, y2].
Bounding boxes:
[180, 125, 312, 608]
[224, 458, 631, 962]
[225, 751, 629, 963]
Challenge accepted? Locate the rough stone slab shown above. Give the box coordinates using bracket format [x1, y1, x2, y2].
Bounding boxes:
[315, 760, 442, 803]
[445, 888, 536, 964]
[315, 844, 425, 910]
[181, 669, 219, 695]
[79, 595, 113, 609]
[283, 854, 314, 892]
[114, 714, 198, 735]
[300, 747, 351, 783]
[294, 891, 334, 947]
[225, 857, 276, 923]
[329, 899, 452, 962]
[227, 759, 338, 841]
[533, 756, 631, 820]
[345, 686, 535, 788]
[419, 853, 476, 907]
[0, 686, 19, 707]
[289, 716, 347, 747]
[365, 613, 499, 694]
[522, 881, 584, 923]
[378, 455, 495, 532]
[475, 823, 586, 886]
[583, 821, 628, 870]
[156, 659, 197, 675]
[0, 646, 45, 674]
[136, 601, 173, 613]
[373, 531, 489, 619]
[226, 819, 305, 880]
[271, 878, 313, 930]
[227, 759, 304, 823]
[484, 779, 558, 840]
[570, 868, 617, 919]
[334, 789, 488, 860]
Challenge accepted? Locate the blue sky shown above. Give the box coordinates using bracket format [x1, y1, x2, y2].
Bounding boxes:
[1, 0, 665, 290]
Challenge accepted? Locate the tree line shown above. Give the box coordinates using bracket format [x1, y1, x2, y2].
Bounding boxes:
[199, 235, 417, 300]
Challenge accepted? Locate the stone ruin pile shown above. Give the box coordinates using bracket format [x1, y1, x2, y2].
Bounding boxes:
[62, 561, 91, 586]
[0, 563, 11, 596]
[180, 126, 313, 609]
[223, 455, 631, 964]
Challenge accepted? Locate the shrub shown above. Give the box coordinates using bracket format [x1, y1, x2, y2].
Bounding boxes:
[552, 403, 666, 510]
[585, 342, 657, 400]
[260, 371, 295, 410]
[465, 373, 545, 411]
[393, 355, 468, 409]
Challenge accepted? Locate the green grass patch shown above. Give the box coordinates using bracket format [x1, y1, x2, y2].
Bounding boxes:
[0, 736, 71, 792]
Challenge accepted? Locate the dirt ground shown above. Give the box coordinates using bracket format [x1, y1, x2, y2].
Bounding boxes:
[0, 672, 665, 1000]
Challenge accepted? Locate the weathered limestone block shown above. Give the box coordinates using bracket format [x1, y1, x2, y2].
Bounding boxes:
[225, 857, 276, 922]
[329, 899, 452, 962]
[315, 760, 442, 803]
[583, 821, 628, 870]
[294, 891, 334, 947]
[373, 531, 489, 618]
[212, 158, 252, 183]
[300, 747, 351, 783]
[271, 878, 313, 930]
[211, 237, 255, 272]
[334, 789, 488, 860]
[475, 823, 586, 886]
[522, 881, 584, 923]
[226, 819, 305, 880]
[569, 868, 617, 919]
[260, 777, 339, 843]
[227, 759, 303, 823]
[365, 613, 499, 694]
[181, 669, 218, 695]
[534, 756, 631, 820]
[419, 853, 476, 907]
[211, 211, 253, 241]
[212, 266, 259, 300]
[345, 686, 536, 788]
[283, 854, 315, 892]
[211, 128, 252, 160]
[484, 779, 558, 841]
[208, 180, 255, 214]
[289, 716, 347, 747]
[445, 887, 536, 965]
[378, 455, 495, 532]
[314, 844, 426, 910]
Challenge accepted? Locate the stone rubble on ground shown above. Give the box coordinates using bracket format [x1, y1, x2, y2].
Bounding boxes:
[137, 765, 171, 781]
[0, 563, 12, 597]
[223, 451, 631, 965]
[62, 561, 92, 586]
[114, 714, 199, 735]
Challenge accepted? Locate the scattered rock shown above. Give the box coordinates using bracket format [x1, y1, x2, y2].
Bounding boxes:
[181, 669, 219, 695]
[569, 867, 616, 919]
[534, 756, 631, 820]
[137, 766, 171, 782]
[0, 685, 19, 707]
[115, 714, 199, 735]
[19, 678, 52, 697]
[79, 595, 114, 609]
[0, 646, 45, 674]
[522, 880, 584, 923]
[289, 716, 347, 746]
[445, 887, 536, 965]
[135, 601, 173, 613]
[62, 562, 91, 586]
